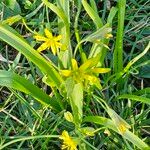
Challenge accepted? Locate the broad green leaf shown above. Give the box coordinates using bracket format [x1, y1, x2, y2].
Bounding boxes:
[0, 70, 62, 111]
[83, 116, 149, 149]
[117, 94, 150, 105]
[0, 23, 63, 88]
[70, 83, 83, 127]
[65, 79, 83, 127]
[89, 0, 98, 16]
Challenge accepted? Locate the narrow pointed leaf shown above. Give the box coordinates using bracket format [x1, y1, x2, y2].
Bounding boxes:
[0, 70, 62, 111]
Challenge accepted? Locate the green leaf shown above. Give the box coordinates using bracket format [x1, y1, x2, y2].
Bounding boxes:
[65, 79, 83, 127]
[4, 0, 21, 14]
[0, 70, 62, 111]
[134, 88, 150, 96]
[89, 7, 117, 65]
[0, 23, 63, 88]
[74, 24, 112, 56]
[83, 116, 149, 149]
[2, 15, 22, 25]
[124, 42, 150, 72]
[106, 108, 130, 135]
[82, 0, 103, 29]
[117, 94, 150, 105]
[113, 0, 126, 73]
[107, 7, 118, 25]
[70, 83, 83, 127]
[82, 24, 112, 43]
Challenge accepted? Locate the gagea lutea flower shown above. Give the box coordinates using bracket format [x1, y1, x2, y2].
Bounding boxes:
[60, 54, 111, 89]
[59, 130, 77, 150]
[34, 28, 62, 55]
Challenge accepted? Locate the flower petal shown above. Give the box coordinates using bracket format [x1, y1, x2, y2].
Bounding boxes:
[71, 59, 78, 70]
[55, 41, 62, 48]
[60, 70, 72, 77]
[91, 68, 111, 73]
[50, 42, 57, 55]
[37, 42, 48, 52]
[84, 75, 102, 89]
[34, 35, 47, 41]
[79, 54, 100, 71]
[44, 28, 53, 38]
[54, 35, 62, 41]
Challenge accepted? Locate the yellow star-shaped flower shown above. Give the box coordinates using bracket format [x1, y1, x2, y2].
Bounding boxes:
[34, 28, 62, 55]
[59, 130, 77, 150]
[60, 55, 111, 89]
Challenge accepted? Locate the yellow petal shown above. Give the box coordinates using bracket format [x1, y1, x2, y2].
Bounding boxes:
[91, 68, 111, 73]
[34, 35, 47, 41]
[79, 54, 100, 71]
[105, 33, 113, 39]
[54, 35, 62, 41]
[55, 42, 62, 48]
[84, 75, 102, 89]
[44, 28, 53, 38]
[37, 42, 48, 52]
[62, 130, 69, 138]
[60, 70, 72, 77]
[71, 59, 78, 70]
[50, 42, 57, 55]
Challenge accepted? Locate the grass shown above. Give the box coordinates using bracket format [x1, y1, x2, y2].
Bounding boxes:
[0, 0, 150, 149]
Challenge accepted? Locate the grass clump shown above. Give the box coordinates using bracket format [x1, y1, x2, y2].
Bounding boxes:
[0, 0, 150, 149]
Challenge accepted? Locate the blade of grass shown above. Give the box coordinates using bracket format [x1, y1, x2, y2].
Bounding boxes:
[113, 0, 126, 73]
[0, 135, 59, 150]
[117, 94, 150, 105]
[82, 0, 103, 29]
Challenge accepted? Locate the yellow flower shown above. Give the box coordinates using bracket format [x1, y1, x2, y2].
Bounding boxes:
[34, 28, 62, 55]
[107, 108, 130, 135]
[60, 55, 111, 89]
[59, 130, 77, 150]
[105, 33, 113, 39]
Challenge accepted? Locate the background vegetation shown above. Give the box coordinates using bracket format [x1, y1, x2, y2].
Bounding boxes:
[0, 0, 150, 149]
